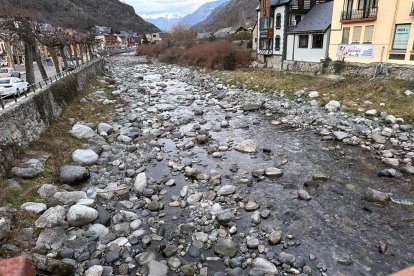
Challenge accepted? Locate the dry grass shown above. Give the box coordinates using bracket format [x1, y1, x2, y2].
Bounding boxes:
[213, 68, 414, 120]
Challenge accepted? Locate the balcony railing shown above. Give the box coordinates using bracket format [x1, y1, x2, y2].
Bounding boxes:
[341, 7, 378, 23]
[259, 17, 274, 30]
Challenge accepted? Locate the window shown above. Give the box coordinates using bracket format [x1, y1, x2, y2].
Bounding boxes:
[392, 23, 411, 50]
[275, 35, 281, 51]
[299, 35, 309, 48]
[312, 34, 324, 48]
[363, 25, 374, 44]
[276, 14, 281, 29]
[352, 26, 362, 43]
[346, 0, 354, 12]
[342, 27, 350, 44]
[260, 38, 273, 50]
[295, 15, 302, 25]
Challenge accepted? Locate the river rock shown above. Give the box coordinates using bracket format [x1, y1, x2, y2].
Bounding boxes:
[216, 209, 234, 225]
[269, 230, 283, 245]
[35, 206, 66, 228]
[20, 202, 47, 214]
[72, 149, 99, 165]
[0, 218, 10, 240]
[70, 124, 96, 139]
[52, 191, 87, 205]
[214, 238, 237, 257]
[134, 172, 147, 193]
[217, 185, 236, 196]
[364, 187, 390, 204]
[325, 100, 341, 112]
[67, 205, 98, 227]
[98, 123, 113, 134]
[85, 265, 104, 276]
[252, 257, 278, 274]
[35, 227, 68, 252]
[60, 165, 89, 185]
[235, 140, 257, 153]
[11, 166, 44, 179]
[148, 260, 168, 276]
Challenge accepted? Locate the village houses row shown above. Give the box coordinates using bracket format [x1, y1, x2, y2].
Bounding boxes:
[253, 0, 414, 67]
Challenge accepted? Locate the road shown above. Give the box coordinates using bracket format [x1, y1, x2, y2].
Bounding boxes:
[15, 62, 60, 82]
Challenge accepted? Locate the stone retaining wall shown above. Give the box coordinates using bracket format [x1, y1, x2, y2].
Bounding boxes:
[257, 56, 414, 81]
[0, 59, 105, 177]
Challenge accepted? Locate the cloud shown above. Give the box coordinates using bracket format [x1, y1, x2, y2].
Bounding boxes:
[122, 0, 214, 18]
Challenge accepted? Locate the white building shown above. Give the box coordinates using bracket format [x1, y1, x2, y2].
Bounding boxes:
[286, 1, 333, 63]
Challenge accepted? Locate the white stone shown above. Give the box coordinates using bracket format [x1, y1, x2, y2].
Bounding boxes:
[148, 260, 168, 276]
[404, 90, 413, 96]
[72, 149, 99, 165]
[88, 224, 109, 239]
[20, 202, 47, 214]
[70, 124, 96, 139]
[0, 218, 11, 240]
[325, 100, 341, 112]
[217, 185, 236, 196]
[234, 139, 257, 153]
[365, 109, 377, 116]
[308, 91, 319, 98]
[67, 205, 98, 227]
[134, 173, 147, 193]
[385, 115, 396, 124]
[252, 257, 278, 274]
[85, 265, 104, 276]
[35, 206, 66, 228]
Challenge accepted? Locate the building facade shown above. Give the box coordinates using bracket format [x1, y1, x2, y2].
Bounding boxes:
[256, 0, 332, 67]
[329, 0, 414, 64]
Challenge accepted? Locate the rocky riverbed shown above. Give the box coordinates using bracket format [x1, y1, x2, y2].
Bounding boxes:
[3, 53, 414, 275]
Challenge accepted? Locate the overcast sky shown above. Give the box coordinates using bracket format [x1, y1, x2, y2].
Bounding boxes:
[122, 0, 213, 18]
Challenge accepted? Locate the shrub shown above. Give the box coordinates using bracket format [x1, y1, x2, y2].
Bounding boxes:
[136, 44, 162, 56]
[333, 59, 346, 74]
[222, 48, 237, 70]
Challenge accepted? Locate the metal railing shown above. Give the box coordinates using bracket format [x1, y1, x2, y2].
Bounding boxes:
[341, 7, 378, 22]
[0, 58, 101, 110]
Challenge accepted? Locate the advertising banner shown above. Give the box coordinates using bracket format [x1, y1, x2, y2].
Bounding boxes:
[337, 44, 375, 59]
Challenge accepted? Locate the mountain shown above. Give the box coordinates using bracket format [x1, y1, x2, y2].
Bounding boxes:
[4, 0, 159, 33]
[193, 0, 259, 32]
[146, 17, 181, 32]
[180, 0, 230, 27]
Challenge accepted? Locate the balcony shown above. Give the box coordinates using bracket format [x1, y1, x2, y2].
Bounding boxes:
[259, 17, 274, 31]
[341, 7, 378, 23]
[411, 2, 414, 16]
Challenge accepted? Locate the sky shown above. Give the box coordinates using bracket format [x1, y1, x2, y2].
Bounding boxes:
[121, 0, 213, 19]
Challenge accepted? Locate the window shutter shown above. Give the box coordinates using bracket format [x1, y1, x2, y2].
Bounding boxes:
[363, 26, 374, 43]
[352, 26, 362, 43]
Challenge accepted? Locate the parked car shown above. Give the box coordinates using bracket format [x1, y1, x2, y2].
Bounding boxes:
[62, 61, 76, 71]
[0, 67, 21, 78]
[0, 77, 29, 97]
[0, 59, 8, 67]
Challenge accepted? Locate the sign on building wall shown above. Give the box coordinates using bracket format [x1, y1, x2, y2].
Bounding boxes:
[392, 24, 411, 50]
[337, 44, 375, 59]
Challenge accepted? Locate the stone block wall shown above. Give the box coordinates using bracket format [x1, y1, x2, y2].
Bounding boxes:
[0, 59, 104, 177]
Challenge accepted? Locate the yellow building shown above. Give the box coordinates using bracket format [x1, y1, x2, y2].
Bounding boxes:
[329, 0, 414, 64]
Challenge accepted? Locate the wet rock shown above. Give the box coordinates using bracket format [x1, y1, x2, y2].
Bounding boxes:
[72, 149, 99, 165]
[67, 205, 98, 227]
[180, 263, 197, 276]
[235, 140, 257, 154]
[134, 172, 147, 193]
[11, 166, 44, 179]
[0, 218, 11, 240]
[187, 244, 200, 257]
[96, 205, 111, 225]
[70, 124, 96, 139]
[214, 238, 237, 257]
[245, 201, 259, 211]
[252, 257, 277, 274]
[162, 244, 177, 258]
[20, 202, 47, 214]
[217, 209, 234, 225]
[383, 158, 399, 167]
[378, 241, 388, 253]
[268, 230, 283, 245]
[364, 188, 390, 204]
[264, 167, 283, 178]
[298, 189, 312, 201]
[105, 251, 120, 264]
[251, 211, 261, 224]
[60, 165, 89, 185]
[35, 206, 66, 228]
[168, 257, 181, 270]
[187, 192, 203, 205]
[148, 260, 168, 276]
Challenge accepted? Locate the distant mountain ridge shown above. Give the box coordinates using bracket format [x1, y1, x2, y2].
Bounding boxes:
[193, 0, 259, 32]
[3, 0, 159, 33]
[147, 0, 230, 32]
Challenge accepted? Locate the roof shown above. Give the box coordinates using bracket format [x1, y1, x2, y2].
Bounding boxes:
[257, 0, 290, 11]
[290, 1, 334, 33]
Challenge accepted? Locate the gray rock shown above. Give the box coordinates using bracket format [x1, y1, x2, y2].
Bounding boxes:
[268, 230, 283, 245]
[148, 260, 168, 276]
[214, 238, 237, 257]
[60, 165, 90, 185]
[67, 205, 98, 227]
[35, 206, 66, 228]
[85, 265, 104, 276]
[333, 131, 348, 141]
[251, 211, 261, 224]
[217, 209, 234, 225]
[35, 227, 68, 252]
[235, 140, 257, 154]
[105, 251, 119, 264]
[31, 253, 75, 276]
[72, 149, 99, 165]
[364, 187, 390, 204]
[243, 103, 261, 112]
[88, 224, 109, 239]
[264, 167, 283, 178]
[217, 185, 236, 196]
[247, 238, 260, 249]
[168, 257, 181, 270]
[70, 124, 96, 139]
[252, 257, 277, 274]
[134, 172, 147, 193]
[98, 123, 113, 134]
[52, 191, 87, 205]
[136, 252, 156, 265]
[0, 218, 11, 240]
[325, 100, 341, 112]
[11, 166, 44, 179]
[38, 184, 58, 199]
[279, 252, 296, 264]
[20, 202, 47, 214]
[298, 189, 312, 201]
[5, 179, 21, 189]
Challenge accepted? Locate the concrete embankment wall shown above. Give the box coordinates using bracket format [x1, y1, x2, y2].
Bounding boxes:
[0, 59, 105, 177]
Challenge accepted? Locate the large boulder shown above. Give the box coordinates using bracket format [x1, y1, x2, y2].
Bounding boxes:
[70, 124, 96, 139]
[72, 149, 99, 165]
[67, 205, 98, 227]
[60, 165, 89, 185]
[35, 206, 66, 228]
